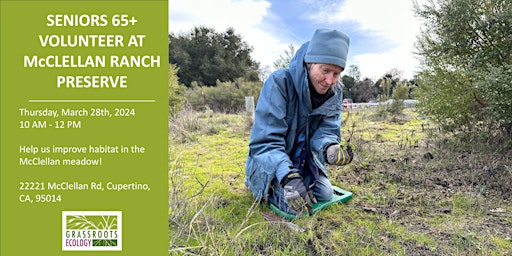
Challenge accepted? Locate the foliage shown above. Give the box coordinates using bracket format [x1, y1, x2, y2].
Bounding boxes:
[474, 64, 512, 133]
[388, 81, 409, 115]
[184, 80, 262, 113]
[372, 78, 411, 121]
[374, 70, 402, 98]
[415, 69, 478, 131]
[342, 75, 355, 99]
[347, 64, 361, 82]
[351, 78, 378, 103]
[379, 78, 393, 100]
[168, 64, 185, 117]
[340, 65, 413, 104]
[414, 0, 512, 150]
[273, 44, 296, 70]
[169, 26, 260, 87]
[257, 65, 273, 83]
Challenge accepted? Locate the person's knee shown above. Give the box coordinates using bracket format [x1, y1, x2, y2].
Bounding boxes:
[314, 184, 333, 201]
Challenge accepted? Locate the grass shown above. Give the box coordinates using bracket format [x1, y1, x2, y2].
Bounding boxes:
[169, 107, 512, 255]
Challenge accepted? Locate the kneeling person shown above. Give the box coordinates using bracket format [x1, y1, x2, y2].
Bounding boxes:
[245, 28, 353, 216]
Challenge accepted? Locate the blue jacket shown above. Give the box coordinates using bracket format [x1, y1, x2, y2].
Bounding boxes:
[245, 42, 343, 200]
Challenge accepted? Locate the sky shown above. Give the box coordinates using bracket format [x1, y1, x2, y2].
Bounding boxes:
[169, 0, 425, 80]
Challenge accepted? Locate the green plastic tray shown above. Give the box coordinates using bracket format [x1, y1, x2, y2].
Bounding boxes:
[269, 186, 353, 220]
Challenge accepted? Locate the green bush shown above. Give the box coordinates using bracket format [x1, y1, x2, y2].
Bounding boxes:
[388, 82, 409, 115]
[184, 80, 261, 113]
[414, 0, 512, 151]
[168, 64, 186, 117]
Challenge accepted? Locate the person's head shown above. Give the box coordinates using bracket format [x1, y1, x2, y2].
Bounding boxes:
[304, 28, 350, 94]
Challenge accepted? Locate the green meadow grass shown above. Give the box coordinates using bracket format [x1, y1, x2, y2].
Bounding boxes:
[169, 108, 512, 256]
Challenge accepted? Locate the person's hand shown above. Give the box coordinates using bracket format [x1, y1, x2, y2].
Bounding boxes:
[281, 172, 317, 216]
[326, 144, 353, 165]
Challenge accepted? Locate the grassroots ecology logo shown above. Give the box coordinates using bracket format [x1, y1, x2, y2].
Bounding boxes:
[62, 211, 122, 251]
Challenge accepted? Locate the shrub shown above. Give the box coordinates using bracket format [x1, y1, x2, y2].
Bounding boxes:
[184, 80, 262, 113]
[388, 82, 409, 115]
[169, 64, 186, 117]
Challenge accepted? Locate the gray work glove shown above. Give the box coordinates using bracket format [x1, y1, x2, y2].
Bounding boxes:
[281, 172, 317, 216]
[326, 144, 353, 165]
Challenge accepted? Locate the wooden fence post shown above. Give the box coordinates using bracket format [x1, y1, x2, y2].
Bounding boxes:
[245, 96, 255, 120]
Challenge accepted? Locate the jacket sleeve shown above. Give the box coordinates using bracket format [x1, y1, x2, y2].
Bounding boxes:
[310, 89, 343, 164]
[248, 71, 293, 184]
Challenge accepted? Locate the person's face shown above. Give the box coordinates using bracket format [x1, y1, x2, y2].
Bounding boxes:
[308, 63, 343, 94]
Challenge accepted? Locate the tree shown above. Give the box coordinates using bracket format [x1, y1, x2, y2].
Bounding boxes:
[342, 75, 355, 99]
[168, 64, 185, 117]
[371, 69, 404, 100]
[389, 81, 409, 115]
[351, 78, 378, 103]
[342, 65, 362, 100]
[273, 44, 296, 70]
[258, 65, 273, 82]
[379, 78, 392, 101]
[347, 65, 361, 82]
[169, 26, 260, 86]
[414, 0, 512, 148]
